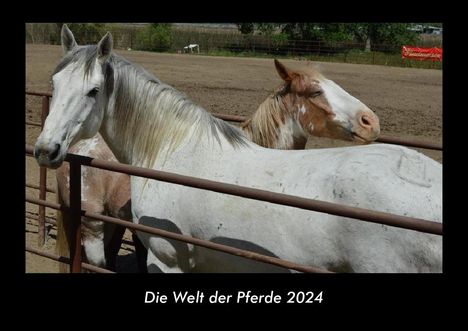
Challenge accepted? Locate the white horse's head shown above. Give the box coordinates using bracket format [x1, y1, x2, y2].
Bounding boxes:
[274, 59, 380, 143]
[34, 25, 113, 168]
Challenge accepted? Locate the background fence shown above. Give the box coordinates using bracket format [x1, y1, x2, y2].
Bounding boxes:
[25, 23, 443, 69]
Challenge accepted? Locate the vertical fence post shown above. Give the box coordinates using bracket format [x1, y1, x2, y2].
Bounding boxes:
[69, 160, 82, 273]
[37, 96, 50, 247]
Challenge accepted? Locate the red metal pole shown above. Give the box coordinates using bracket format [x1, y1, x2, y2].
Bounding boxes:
[37, 96, 49, 247]
[69, 161, 82, 273]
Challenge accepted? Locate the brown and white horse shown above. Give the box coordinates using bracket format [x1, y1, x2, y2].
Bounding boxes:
[55, 134, 147, 272]
[241, 60, 379, 149]
[54, 57, 379, 272]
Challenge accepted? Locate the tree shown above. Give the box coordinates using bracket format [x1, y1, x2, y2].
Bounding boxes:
[136, 23, 172, 52]
[256, 23, 278, 35]
[236, 23, 418, 53]
[236, 23, 254, 34]
[280, 23, 322, 41]
[347, 23, 418, 51]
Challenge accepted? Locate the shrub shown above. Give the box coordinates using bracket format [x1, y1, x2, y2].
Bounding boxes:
[135, 24, 172, 52]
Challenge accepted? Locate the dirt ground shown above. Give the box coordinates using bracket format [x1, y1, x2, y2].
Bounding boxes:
[25, 44, 442, 273]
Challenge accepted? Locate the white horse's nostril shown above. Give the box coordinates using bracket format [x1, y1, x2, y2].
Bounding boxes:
[33, 145, 40, 158]
[34, 143, 60, 161]
[50, 143, 61, 160]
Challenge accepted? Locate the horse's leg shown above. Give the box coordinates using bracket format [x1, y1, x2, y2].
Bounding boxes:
[105, 197, 147, 272]
[55, 194, 71, 273]
[138, 233, 189, 273]
[132, 232, 148, 273]
[146, 246, 184, 273]
[81, 215, 106, 269]
[104, 223, 126, 272]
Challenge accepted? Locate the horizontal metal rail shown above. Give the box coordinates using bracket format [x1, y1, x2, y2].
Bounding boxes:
[25, 90, 442, 151]
[212, 113, 442, 150]
[26, 246, 114, 273]
[26, 90, 52, 97]
[25, 146, 442, 235]
[375, 135, 442, 150]
[26, 121, 42, 127]
[26, 196, 332, 273]
[26, 182, 56, 194]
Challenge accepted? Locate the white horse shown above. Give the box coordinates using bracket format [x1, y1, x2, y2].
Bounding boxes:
[51, 56, 380, 273]
[35, 26, 442, 273]
[183, 44, 200, 53]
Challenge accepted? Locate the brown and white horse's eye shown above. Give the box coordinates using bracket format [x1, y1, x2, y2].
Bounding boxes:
[311, 90, 323, 98]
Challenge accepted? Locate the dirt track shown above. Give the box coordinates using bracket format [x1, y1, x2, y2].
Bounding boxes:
[25, 44, 442, 273]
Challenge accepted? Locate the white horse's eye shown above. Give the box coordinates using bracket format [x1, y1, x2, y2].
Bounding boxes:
[87, 87, 100, 97]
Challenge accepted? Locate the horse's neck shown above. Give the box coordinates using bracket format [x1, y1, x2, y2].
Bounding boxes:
[99, 116, 129, 164]
[100, 82, 246, 169]
[242, 95, 307, 150]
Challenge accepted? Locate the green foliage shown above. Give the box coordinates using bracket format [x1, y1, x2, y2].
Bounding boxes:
[369, 23, 418, 47]
[237, 22, 419, 50]
[280, 23, 322, 41]
[256, 23, 278, 35]
[271, 33, 288, 45]
[136, 23, 172, 52]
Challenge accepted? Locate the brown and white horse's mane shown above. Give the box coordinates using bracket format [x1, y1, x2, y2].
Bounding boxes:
[241, 87, 291, 149]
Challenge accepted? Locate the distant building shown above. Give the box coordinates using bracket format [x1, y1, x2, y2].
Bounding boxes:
[408, 24, 442, 35]
[423, 26, 443, 35]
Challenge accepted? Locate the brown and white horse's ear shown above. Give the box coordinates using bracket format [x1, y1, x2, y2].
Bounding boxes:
[274, 59, 308, 92]
[274, 59, 296, 82]
[97, 32, 113, 63]
[61, 24, 77, 54]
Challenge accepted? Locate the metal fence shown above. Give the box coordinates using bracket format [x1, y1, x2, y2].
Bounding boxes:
[25, 91, 443, 273]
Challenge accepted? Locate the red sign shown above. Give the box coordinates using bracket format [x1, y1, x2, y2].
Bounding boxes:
[402, 46, 443, 61]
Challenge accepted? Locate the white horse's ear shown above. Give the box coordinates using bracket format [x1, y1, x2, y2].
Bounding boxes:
[61, 24, 77, 54]
[97, 32, 113, 63]
[274, 59, 295, 82]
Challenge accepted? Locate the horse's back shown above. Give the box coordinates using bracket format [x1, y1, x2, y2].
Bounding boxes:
[328, 144, 442, 272]
[133, 141, 442, 273]
[333, 144, 442, 220]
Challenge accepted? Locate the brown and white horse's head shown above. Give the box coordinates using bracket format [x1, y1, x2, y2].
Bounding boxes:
[274, 59, 380, 143]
